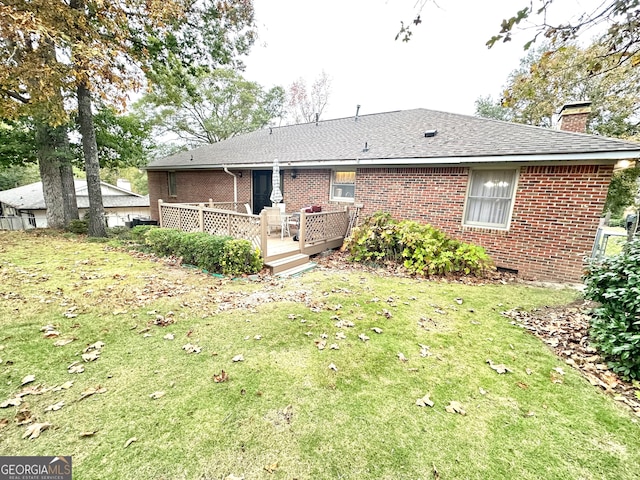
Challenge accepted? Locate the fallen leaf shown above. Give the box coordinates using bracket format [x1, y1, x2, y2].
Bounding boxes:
[22, 422, 51, 440]
[445, 401, 466, 415]
[67, 362, 84, 374]
[335, 331, 346, 340]
[371, 327, 383, 334]
[264, 462, 278, 474]
[0, 418, 8, 429]
[83, 341, 105, 353]
[526, 368, 533, 375]
[225, 475, 244, 480]
[516, 382, 529, 390]
[44, 401, 64, 412]
[455, 298, 463, 305]
[0, 397, 21, 408]
[525, 411, 536, 417]
[328, 363, 338, 371]
[416, 394, 434, 407]
[21, 375, 36, 386]
[149, 391, 165, 400]
[79, 430, 98, 437]
[315, 340, 326, 350]
[78, 386, 107, 401]
[53, 338, 74, 347]
[433, 463, 440, 480]
[486, 359, 513, 374]
[82, 351, 100, 362]
[231, 354, 244, 362]
[254, 335, 262, 340]
[163, 333, 175, 340]
[397, 352, 408, 362]
[358, 333, 370, 342]
[553, 366, 565, 376]
[320, 333, 328, 339]
[123, 437, 137, 448]
[15, 407, 32, 425]
[182, 343, 202, 354]
[419, 344, 431, 357]
[213, 370, 229, 383]
[479, 387, 487, 395]
[329, 343, 339, 350]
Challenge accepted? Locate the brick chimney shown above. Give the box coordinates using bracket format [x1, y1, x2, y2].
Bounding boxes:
[558, 101, 592, 133]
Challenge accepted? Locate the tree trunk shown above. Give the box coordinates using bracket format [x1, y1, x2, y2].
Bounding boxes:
[77, 83, 107, 237]
[35, 122, 79, 229]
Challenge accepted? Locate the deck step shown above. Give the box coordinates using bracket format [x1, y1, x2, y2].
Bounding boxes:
[275, 262, 317, 278]
[265, 253, 309, 275]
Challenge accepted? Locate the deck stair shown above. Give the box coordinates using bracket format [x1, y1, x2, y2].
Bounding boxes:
[265, 252, 311, 275]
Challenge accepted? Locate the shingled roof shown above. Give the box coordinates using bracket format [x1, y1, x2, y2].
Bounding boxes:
[147, 108, 640, 170]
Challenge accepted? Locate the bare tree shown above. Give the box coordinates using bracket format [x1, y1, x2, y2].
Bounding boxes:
[286, 71, 331, 124]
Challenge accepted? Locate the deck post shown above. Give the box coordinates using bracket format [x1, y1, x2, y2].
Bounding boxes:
[299, 211, 307, 254]
[158, 199, 164, 228]
[198, 203, 205, 232]
[260, 209, 268, 259]
[208, 198, 214, 208]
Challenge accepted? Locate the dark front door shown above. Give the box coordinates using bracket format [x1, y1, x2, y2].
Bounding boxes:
[252, 170, 272, 214]
[252, 170, 284, 214]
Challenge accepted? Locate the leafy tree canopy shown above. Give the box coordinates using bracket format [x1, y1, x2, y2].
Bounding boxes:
[137, 65, 285, 147]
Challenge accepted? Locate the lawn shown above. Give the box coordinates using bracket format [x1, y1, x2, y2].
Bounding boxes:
[0, 230, 639, 479]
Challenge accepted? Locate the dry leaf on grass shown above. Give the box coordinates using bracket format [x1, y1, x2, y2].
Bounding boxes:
[83, 341, 105, 353]
[21, 375, 35, 386]
[22, 422, 51, 440]
[53, 338, 74, 347]
[79, 430, 98, 437]
[335, 331, 346, 340]
[163, 333, 175, 340]
[486, 359, 513, 374]
[329, 343, 339, 350]
[445, 401, 466, 415]
[371, 327, 383, 334]
[15, 407, 32, 425]
[264, 462, 278, 473]
[82, 351, 100, 362]
[231, 354, 244, 362]
[315, 340, 326, 350]
[149, 391, 165, 400]
[397, 352, 408, 362]
[213, 370, 229, 383]
[78, 386, 107, 401]
[0, 418, 8, 429]
[0, 397, 21, 408]
[328, 363, 338, 371]
[416, 394, 434, 407]
[44, 401, 64, 412]
[419, 344, 431, 357]
[182, 343, 202, 354]
[479, 387, 487, 395]
[67, 362, 84, 374]
[123, 437, 137, 448]
[358, 333, 370, 342]
[553, 366, 565, 376]
[455, 298, 464, 305]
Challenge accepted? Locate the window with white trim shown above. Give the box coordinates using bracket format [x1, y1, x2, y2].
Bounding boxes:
[330, 170, 355, 202]
[168, 171, 177, 197]
[464, 169, 517, 229]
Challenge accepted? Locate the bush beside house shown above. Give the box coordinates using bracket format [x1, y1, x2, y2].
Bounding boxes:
[345, 212, 494, 276]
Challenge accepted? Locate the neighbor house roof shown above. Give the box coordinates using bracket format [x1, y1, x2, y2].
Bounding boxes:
[146, 108, 640, 170]
[0, 180, 149, 210]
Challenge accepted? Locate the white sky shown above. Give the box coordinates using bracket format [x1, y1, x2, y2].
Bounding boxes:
[243, 0, 604, 120]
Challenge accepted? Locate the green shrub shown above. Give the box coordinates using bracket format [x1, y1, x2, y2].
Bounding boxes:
[129, 225, 157, 243]
[144, 228, 261, 276]
[584, 238, 640, 380]
[145, 228, 185, 257]
[66, 219, 88, 234]
[345, 212, 493, 276]
[221, 239, 263, 275]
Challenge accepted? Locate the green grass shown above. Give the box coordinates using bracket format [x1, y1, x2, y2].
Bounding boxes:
[1, 230, 639, 479]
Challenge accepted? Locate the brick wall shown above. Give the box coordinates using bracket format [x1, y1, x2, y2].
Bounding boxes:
[559, 112, 590, 133]
[148, 170, 251, 218]
[356, 164, 613, 282]
[149, 164, 613, 282]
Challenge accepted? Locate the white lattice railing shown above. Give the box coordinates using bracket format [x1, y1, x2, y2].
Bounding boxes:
[159, 201, 261, 251]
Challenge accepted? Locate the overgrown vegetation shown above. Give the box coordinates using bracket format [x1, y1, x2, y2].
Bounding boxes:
[345, 212, 493, 276]
[144, 227, 263, 276]
[584, 238, 640, 380]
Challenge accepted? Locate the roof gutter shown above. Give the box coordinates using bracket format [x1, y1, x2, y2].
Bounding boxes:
[223, 168, 238, 204]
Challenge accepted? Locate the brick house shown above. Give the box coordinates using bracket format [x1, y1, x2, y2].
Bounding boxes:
[146, 105, 640, 282]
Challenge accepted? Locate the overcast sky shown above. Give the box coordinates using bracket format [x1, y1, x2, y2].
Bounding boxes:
[243, 0, 603, 121]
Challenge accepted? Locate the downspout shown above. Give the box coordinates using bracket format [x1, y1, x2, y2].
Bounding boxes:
[223, 167, 238, 205]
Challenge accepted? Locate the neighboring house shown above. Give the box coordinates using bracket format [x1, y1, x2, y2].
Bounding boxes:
[0, 179, 150, 229]
[146, 105, 640, 282]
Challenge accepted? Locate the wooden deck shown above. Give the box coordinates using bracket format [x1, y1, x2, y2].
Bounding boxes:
[265, 235, 301, 257]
